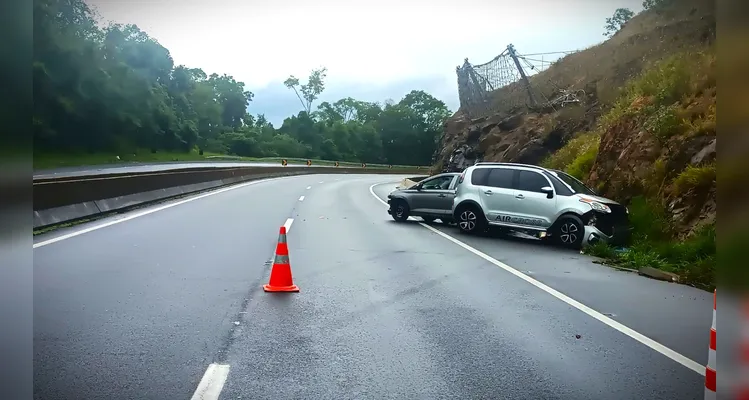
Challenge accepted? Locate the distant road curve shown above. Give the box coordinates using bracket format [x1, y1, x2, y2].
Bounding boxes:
[32, 160, 358, 180]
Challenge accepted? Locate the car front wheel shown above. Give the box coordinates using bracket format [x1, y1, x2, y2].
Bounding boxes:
[553, 215, 585, 249]
[391, 200, 410, 222]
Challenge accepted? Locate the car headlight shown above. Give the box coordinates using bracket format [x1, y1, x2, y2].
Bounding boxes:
[579, 198, 611, 213]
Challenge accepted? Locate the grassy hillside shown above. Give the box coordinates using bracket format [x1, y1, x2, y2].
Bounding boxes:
[542, 48, 716, 290]
[486, 0, 715, 118]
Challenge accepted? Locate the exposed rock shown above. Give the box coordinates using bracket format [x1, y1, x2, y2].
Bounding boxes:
[690, 138, 716, 165]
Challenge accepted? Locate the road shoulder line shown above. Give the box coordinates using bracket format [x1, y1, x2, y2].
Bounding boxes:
[367, 182, 704, 376]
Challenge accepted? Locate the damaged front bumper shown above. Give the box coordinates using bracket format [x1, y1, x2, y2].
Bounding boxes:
[582, 224, 631, 247]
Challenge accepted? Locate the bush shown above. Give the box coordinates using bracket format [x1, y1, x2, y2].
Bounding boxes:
[541, 132, 600, 171]
[626, 195, 673, 241]
[672, 163, 716, 196]
[644, 104, 684, 143]
[565, 141, 600, 179]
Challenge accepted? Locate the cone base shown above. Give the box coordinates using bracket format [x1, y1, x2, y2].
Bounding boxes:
[263, 284, 300, 292]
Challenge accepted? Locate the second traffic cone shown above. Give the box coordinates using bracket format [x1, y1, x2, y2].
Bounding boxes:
[263, 226, 299, 292]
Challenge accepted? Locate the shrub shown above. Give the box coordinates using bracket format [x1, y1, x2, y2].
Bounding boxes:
[626, 196, 673, 242]
[566, 141, 600, 179]
[541, 132, 600, 171]
[644, 104, 684, 143]
[672, 163, 716, 196]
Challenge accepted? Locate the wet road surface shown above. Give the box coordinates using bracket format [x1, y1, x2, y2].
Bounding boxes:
[33, 174, 712, 400]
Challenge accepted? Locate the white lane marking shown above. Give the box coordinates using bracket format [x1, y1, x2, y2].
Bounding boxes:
[318, 181, 324, 184]
[306, 186, 312, 190]
[283, 218, 294, 233]
[367, 182, 705, 376]
[34, 177, 287, 249]
[190, 363, 230, 400]
[298, 196, 305, 202]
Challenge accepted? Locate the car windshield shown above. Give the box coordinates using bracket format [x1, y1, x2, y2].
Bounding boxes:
[552, 170, 597, 196]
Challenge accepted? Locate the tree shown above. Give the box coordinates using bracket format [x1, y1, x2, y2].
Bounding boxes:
[604, 8, 634, 37]
[33, 0, 450, 168]
[642, 0, 673, 11]
[283, 67, 327, 113]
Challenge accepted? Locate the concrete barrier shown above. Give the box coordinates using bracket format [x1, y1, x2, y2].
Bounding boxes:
[33, 165, 422, 229]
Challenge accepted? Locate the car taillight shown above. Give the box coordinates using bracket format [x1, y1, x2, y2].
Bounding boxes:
[458, 171, 465, 184]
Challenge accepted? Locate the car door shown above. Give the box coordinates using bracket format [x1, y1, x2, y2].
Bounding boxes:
[511, 170, 558, 229]
[475, 167, 519, 223]
[410, 175, 455, 215]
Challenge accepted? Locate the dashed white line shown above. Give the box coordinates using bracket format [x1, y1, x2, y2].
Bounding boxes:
[33, 176, 284, 248]
[318, 181, 324, 184]
[306, 186, 312, 190]
[298, 195, 305, 202]
[190, 363, 230, 400]
[283, 218, 294, 233]
[367, 182, 705, 376]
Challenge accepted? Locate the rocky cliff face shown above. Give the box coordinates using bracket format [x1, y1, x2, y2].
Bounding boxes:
[433, 0, 716, 236]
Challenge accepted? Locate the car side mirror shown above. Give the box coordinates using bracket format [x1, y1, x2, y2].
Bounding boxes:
[541, 186, 554, 199]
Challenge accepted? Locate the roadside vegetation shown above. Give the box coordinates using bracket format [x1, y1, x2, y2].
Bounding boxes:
[34, 0, 451, 170]
[541, 47, 716, 290]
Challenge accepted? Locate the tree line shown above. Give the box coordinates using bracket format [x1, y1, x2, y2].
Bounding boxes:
[33, 0, 452, 166]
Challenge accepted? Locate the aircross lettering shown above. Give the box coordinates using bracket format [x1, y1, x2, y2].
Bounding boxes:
[496, 214, 544, 227]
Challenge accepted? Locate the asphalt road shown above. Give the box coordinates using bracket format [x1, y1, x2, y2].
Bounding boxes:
[33, 174, 713, 400]
[33, 160, 369, 180]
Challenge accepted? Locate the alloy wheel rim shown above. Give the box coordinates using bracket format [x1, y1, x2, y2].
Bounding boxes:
[459, 210, 477, 231]
[560, 222, 579, 244]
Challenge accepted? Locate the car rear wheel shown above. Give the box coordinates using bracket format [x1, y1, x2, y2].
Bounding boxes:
[391, 200, 410, 222]
[456, 204, 486, 234]
[553, 215, 584, 249]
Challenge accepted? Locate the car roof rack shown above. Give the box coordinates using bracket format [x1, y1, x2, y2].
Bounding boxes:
[473, 162, 548, 171]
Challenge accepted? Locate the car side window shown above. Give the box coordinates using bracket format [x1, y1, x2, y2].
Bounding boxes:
[485, 168, 515, 189]
[543, 172, 574, 196]
[421, 176, 452, 190]
[517, 170, 551, 193]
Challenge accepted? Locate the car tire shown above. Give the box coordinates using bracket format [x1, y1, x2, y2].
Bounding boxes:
[391, 200, 410, 222]
[455, 204, 486, 234]
[553, 214, 585, 249]
[422, 216, 436, 224]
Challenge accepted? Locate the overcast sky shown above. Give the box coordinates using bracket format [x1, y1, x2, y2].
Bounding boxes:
[89, 0, 644, 126]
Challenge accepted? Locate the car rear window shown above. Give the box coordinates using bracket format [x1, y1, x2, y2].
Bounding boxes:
[485, 168, 515, 189]
[470, 168, 490, 185]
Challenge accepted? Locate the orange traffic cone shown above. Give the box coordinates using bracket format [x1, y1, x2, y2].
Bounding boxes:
[263, 226, 300, 292]
[704, 289, 716, 400]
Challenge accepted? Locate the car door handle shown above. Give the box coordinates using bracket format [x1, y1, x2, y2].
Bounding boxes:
[515, 194, 525, 199]
[484, 190, 493, 195]
[437, 194, 447, 198]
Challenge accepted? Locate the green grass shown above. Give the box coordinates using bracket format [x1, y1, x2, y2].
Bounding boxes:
[583, 196, 715, 290]
[672, 163, 716, 196]
[540, 131, 600, 180]
[34, 151, 425, 170]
